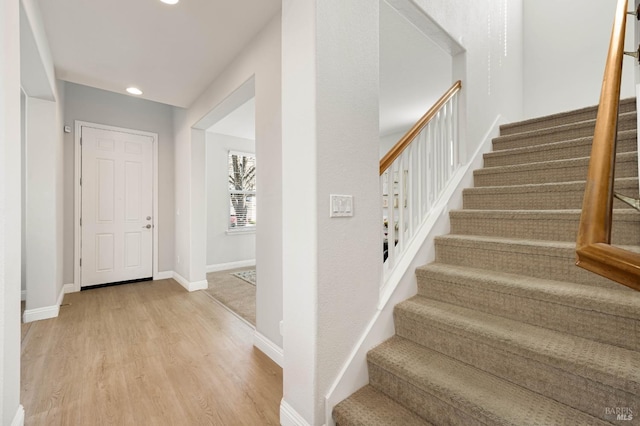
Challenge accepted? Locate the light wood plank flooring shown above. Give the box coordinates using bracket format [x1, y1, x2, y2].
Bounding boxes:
[21, 278, 282, 425]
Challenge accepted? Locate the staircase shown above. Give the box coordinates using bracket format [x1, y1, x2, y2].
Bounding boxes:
[334, 99, 640, 425]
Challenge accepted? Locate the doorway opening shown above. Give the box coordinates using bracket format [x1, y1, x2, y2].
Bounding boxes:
[199, 78, 257, 326]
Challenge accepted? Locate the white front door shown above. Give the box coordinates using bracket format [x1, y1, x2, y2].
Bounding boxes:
[81, 126, 153, 287]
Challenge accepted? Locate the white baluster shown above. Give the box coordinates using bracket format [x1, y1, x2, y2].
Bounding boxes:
[381, 89, 461, 282]
[387, 164, 395, 270]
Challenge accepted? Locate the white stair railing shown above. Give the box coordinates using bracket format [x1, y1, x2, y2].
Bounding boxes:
[381, 81, 461, 280]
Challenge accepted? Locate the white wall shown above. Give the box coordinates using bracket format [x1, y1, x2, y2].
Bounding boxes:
[380, 130, 406, 159]
[282, 1, 381, 424]
[25, 97, 61, 312]
[55, 79, 65, 302]
[173, 15, 282, 347]
[20, 90, 26, 299]
[62, 82, 176, 282]
[523, 0, 636, 118]
[379, 0, 453, 136]
[404, 0, 524, 158]
[0, 0, 22, 421]
[206, 132, 256, 267]
[282, 1, 524, 424]
[20, 0, 65, 323]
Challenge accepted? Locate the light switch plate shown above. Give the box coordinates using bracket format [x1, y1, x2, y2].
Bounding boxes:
[330, 194, 353, 217]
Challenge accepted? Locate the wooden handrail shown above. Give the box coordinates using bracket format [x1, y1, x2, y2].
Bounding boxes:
[576, 0, 640, 291]
[379, 80, 462, 175]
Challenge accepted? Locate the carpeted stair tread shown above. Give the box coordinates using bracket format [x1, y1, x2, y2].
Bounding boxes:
[395, 297, 640, 394]
[394, 298, 640, 419]
[463, 177, 639, 210]
[499, 97, 636, 136]
[492, 111, 636, 151]
[449, 209, 640, 245]
[483, 130, 637, 167]
[368, 336, 609, 426]
[474, 152, 638, 187]
[332, 385, 431, 426]
[434, 234, 640, 288]
[334, 100, 640, 425]
[415, 263, 640, 350]
[416, 262, 640, 320]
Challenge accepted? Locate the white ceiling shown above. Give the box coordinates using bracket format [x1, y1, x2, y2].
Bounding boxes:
[36, 0, 454, 137]
[208, 97, 255, 140]
[37, 0, 281, 108]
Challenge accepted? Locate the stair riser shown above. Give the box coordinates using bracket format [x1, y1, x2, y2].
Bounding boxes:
[474, 155, 638, 187]
[499, 99, 637, 136]
[463, 180, 639, 211]
[493, 114, 636, 151]
[415, 271, 640, 351]
[368, 341, 610, 426]
[394, 313, 638, 421]
[367, 363, 487, 426]
[434, 238, 625, 288]
[484, 133, 637, 168]
[449, 212, 640, 245]
[332, 385, 430, 426]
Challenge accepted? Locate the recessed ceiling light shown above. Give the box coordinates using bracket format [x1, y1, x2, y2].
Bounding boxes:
[160, 0, 179, 4]
[126, 87, 143, 95]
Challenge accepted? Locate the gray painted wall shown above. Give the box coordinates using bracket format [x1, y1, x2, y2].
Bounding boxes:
[206, 132, 256, 267]
[62, 82, 176, 283]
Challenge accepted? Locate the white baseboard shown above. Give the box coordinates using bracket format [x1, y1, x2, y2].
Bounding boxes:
[23, 304, 59, 323]
[21, 290, 26, 301]
[154, 270, 174, 280]
[280, 400, 311, 426]
[189, 279, 208, 291]
[11, 405, 24, 426]
[206, 259, 256, 273]
[172, 271, 191, 290]
[23, 284, 66, 323]
[172, 272, 208, 292]
[253, 331, 283, 367]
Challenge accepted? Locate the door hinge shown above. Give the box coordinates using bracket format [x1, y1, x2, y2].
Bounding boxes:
[80, 217, 82, 226]
[80, 177, 82, 186]
[80, 258, 82, 267]
[80, 137, 82, 145]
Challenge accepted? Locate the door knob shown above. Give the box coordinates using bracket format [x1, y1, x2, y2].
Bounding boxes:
[143, 224, 151, 229]
[146, 216, 151, 220]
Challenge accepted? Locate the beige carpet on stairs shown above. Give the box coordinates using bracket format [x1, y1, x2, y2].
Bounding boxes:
[333, 98, 640, 425]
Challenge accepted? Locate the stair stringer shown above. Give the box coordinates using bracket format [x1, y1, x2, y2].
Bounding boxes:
[323, 116, 504, 426]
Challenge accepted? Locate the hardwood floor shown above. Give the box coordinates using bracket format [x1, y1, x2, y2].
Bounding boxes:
[21, 278, 282, 425]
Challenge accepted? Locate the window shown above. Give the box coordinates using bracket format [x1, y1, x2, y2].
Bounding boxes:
[228, 151, 256, 230]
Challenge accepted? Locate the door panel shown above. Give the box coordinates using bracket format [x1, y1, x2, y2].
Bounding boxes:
[124, 232, 142, 268]
[81, 126, 153, 287]
[97, 159, 115, 222]
[124, 161, 142, 221]
[96, 233, 114, 272]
